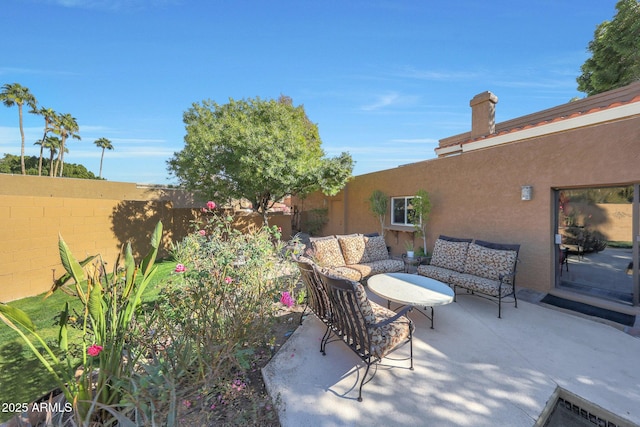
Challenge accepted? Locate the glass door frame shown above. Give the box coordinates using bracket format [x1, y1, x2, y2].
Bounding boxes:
[553, 184, 639, 307]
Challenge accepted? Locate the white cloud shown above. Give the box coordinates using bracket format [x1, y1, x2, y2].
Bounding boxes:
[360, 92, 420, 112]
[395, 66, 480, 81]
[390, 138, 438, 144]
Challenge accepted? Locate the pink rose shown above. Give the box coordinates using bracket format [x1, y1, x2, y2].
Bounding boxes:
[87, 344, 103, 357]
[175, 263, 186, 273]
[280, 291, 294, 307]
[199, 229, 206, 236]
[224, 276, 233, 284]
[206, 201, 216, 210]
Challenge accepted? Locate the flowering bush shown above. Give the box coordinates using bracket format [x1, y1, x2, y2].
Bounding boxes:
[139, 202, 299, 422]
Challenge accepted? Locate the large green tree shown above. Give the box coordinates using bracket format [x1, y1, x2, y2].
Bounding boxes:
[168, 96, 353, 225]
[577, 0, 640, 96]
[0, 83, 38, 175]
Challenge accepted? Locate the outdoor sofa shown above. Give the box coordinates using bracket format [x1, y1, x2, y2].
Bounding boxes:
[417, 235, 520, 318]
[306, 233, 403, 281]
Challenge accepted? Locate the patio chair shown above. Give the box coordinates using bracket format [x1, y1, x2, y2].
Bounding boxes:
[316, 268, 414, 402]
[295, 258, 333, 354]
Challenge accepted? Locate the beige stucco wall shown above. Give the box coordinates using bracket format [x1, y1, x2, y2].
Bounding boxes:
[295, 114, 640, 295]
[0, 175, 292, 301]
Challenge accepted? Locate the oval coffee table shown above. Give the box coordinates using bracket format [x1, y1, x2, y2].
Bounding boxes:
[367, 272, 454, 329]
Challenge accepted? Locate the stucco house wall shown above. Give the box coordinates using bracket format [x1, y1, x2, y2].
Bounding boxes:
[295, 82, 640, 301]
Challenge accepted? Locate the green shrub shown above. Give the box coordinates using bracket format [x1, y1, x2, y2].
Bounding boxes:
[130, 202, 299, 423]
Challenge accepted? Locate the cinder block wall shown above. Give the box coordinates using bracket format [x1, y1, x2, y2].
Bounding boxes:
[0, 175, 292, 302]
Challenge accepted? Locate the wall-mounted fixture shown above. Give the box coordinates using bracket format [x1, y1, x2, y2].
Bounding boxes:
[521, 185, 533, 201]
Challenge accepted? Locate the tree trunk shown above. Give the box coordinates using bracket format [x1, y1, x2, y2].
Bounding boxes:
[99, 149, 105, 178]
[19, 105, 26, 175]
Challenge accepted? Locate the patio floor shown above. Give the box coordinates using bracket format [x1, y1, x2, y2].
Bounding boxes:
[263, 289, 640, 426]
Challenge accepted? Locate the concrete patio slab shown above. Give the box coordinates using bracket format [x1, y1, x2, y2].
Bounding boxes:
[263, 292, 640, 426]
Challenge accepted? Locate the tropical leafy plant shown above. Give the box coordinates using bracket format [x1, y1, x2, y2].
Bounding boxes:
[0, 221, 163, 425]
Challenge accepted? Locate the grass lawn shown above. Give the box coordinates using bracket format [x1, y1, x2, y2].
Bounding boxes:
[0, 260, 176, 423]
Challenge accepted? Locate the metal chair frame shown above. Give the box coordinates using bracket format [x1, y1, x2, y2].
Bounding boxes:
[317, 268, 413, 402]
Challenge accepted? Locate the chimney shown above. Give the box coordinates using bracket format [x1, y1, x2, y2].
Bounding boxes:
[470, 91, 498, 139]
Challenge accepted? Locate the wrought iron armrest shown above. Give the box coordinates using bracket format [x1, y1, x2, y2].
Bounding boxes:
[416, 255, 432, 265]
[369, 305, 412, 328]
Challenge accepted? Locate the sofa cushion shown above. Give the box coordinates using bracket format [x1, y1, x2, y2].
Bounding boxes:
[417, 264, 457, 283]
[363, 235, 389, 262]
[463, 243, 517, 282]
[338, 234, 366, 265]
[347, 259, 403, 278]
[311, 236, 346, 267]
[449, 272, 514, 297]
[430, 239, 470, 272]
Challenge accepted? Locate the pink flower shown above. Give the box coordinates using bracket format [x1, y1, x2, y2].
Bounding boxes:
[175, 264, 186, 273]
[87, 344, 103, 357]
[224, 276, 233, 284]
[280, 291, 294, 307]
[198, 229, 206, 236]
[206, 201, 216, 210]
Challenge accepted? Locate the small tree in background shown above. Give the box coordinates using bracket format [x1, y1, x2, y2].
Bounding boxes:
[407, 189, 432, 255]
[367, 189, 388, 237]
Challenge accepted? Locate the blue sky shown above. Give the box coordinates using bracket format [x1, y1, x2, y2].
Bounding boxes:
[1, 0, 618, 184]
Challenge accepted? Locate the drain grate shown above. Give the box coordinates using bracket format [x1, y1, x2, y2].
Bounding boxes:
[537, 387, 638, 427]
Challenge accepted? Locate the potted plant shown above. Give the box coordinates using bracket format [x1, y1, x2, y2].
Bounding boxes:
[404, 239, 415, 258]
[368, 189, 388, 237]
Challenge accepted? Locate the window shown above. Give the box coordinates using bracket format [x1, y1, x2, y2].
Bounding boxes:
[391, 196, 417, 226]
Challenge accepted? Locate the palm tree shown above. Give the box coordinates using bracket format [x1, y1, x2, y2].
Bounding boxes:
[52, 113, 80, 177]
[32, 107, 57, 176]
[0, 83, 38, 175]
[40, 136, 61, 176]
[93, 137, 114, 179]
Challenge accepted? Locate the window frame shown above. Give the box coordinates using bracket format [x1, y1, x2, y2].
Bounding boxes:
[391, 196, 419, 226]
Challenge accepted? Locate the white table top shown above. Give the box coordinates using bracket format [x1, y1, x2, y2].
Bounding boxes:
[367, 273, 454, 307]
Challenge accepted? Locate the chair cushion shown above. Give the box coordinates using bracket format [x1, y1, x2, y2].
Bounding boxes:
[363, 235, 389, 262]
[338, 234, 366, 265]
[368, 300, 412, 359]
[430, 239, 470, 272]
[463, 243, 517, 282]
[328, 266, 364, 282]
[353, 282, 376, 324]
[311, 237, 346, 267]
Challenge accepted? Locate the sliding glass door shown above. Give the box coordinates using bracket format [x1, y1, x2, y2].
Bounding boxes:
[556, 185, 638, 306]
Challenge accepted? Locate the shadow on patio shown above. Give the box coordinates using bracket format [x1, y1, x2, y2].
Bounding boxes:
[263, 291, 640, 426]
